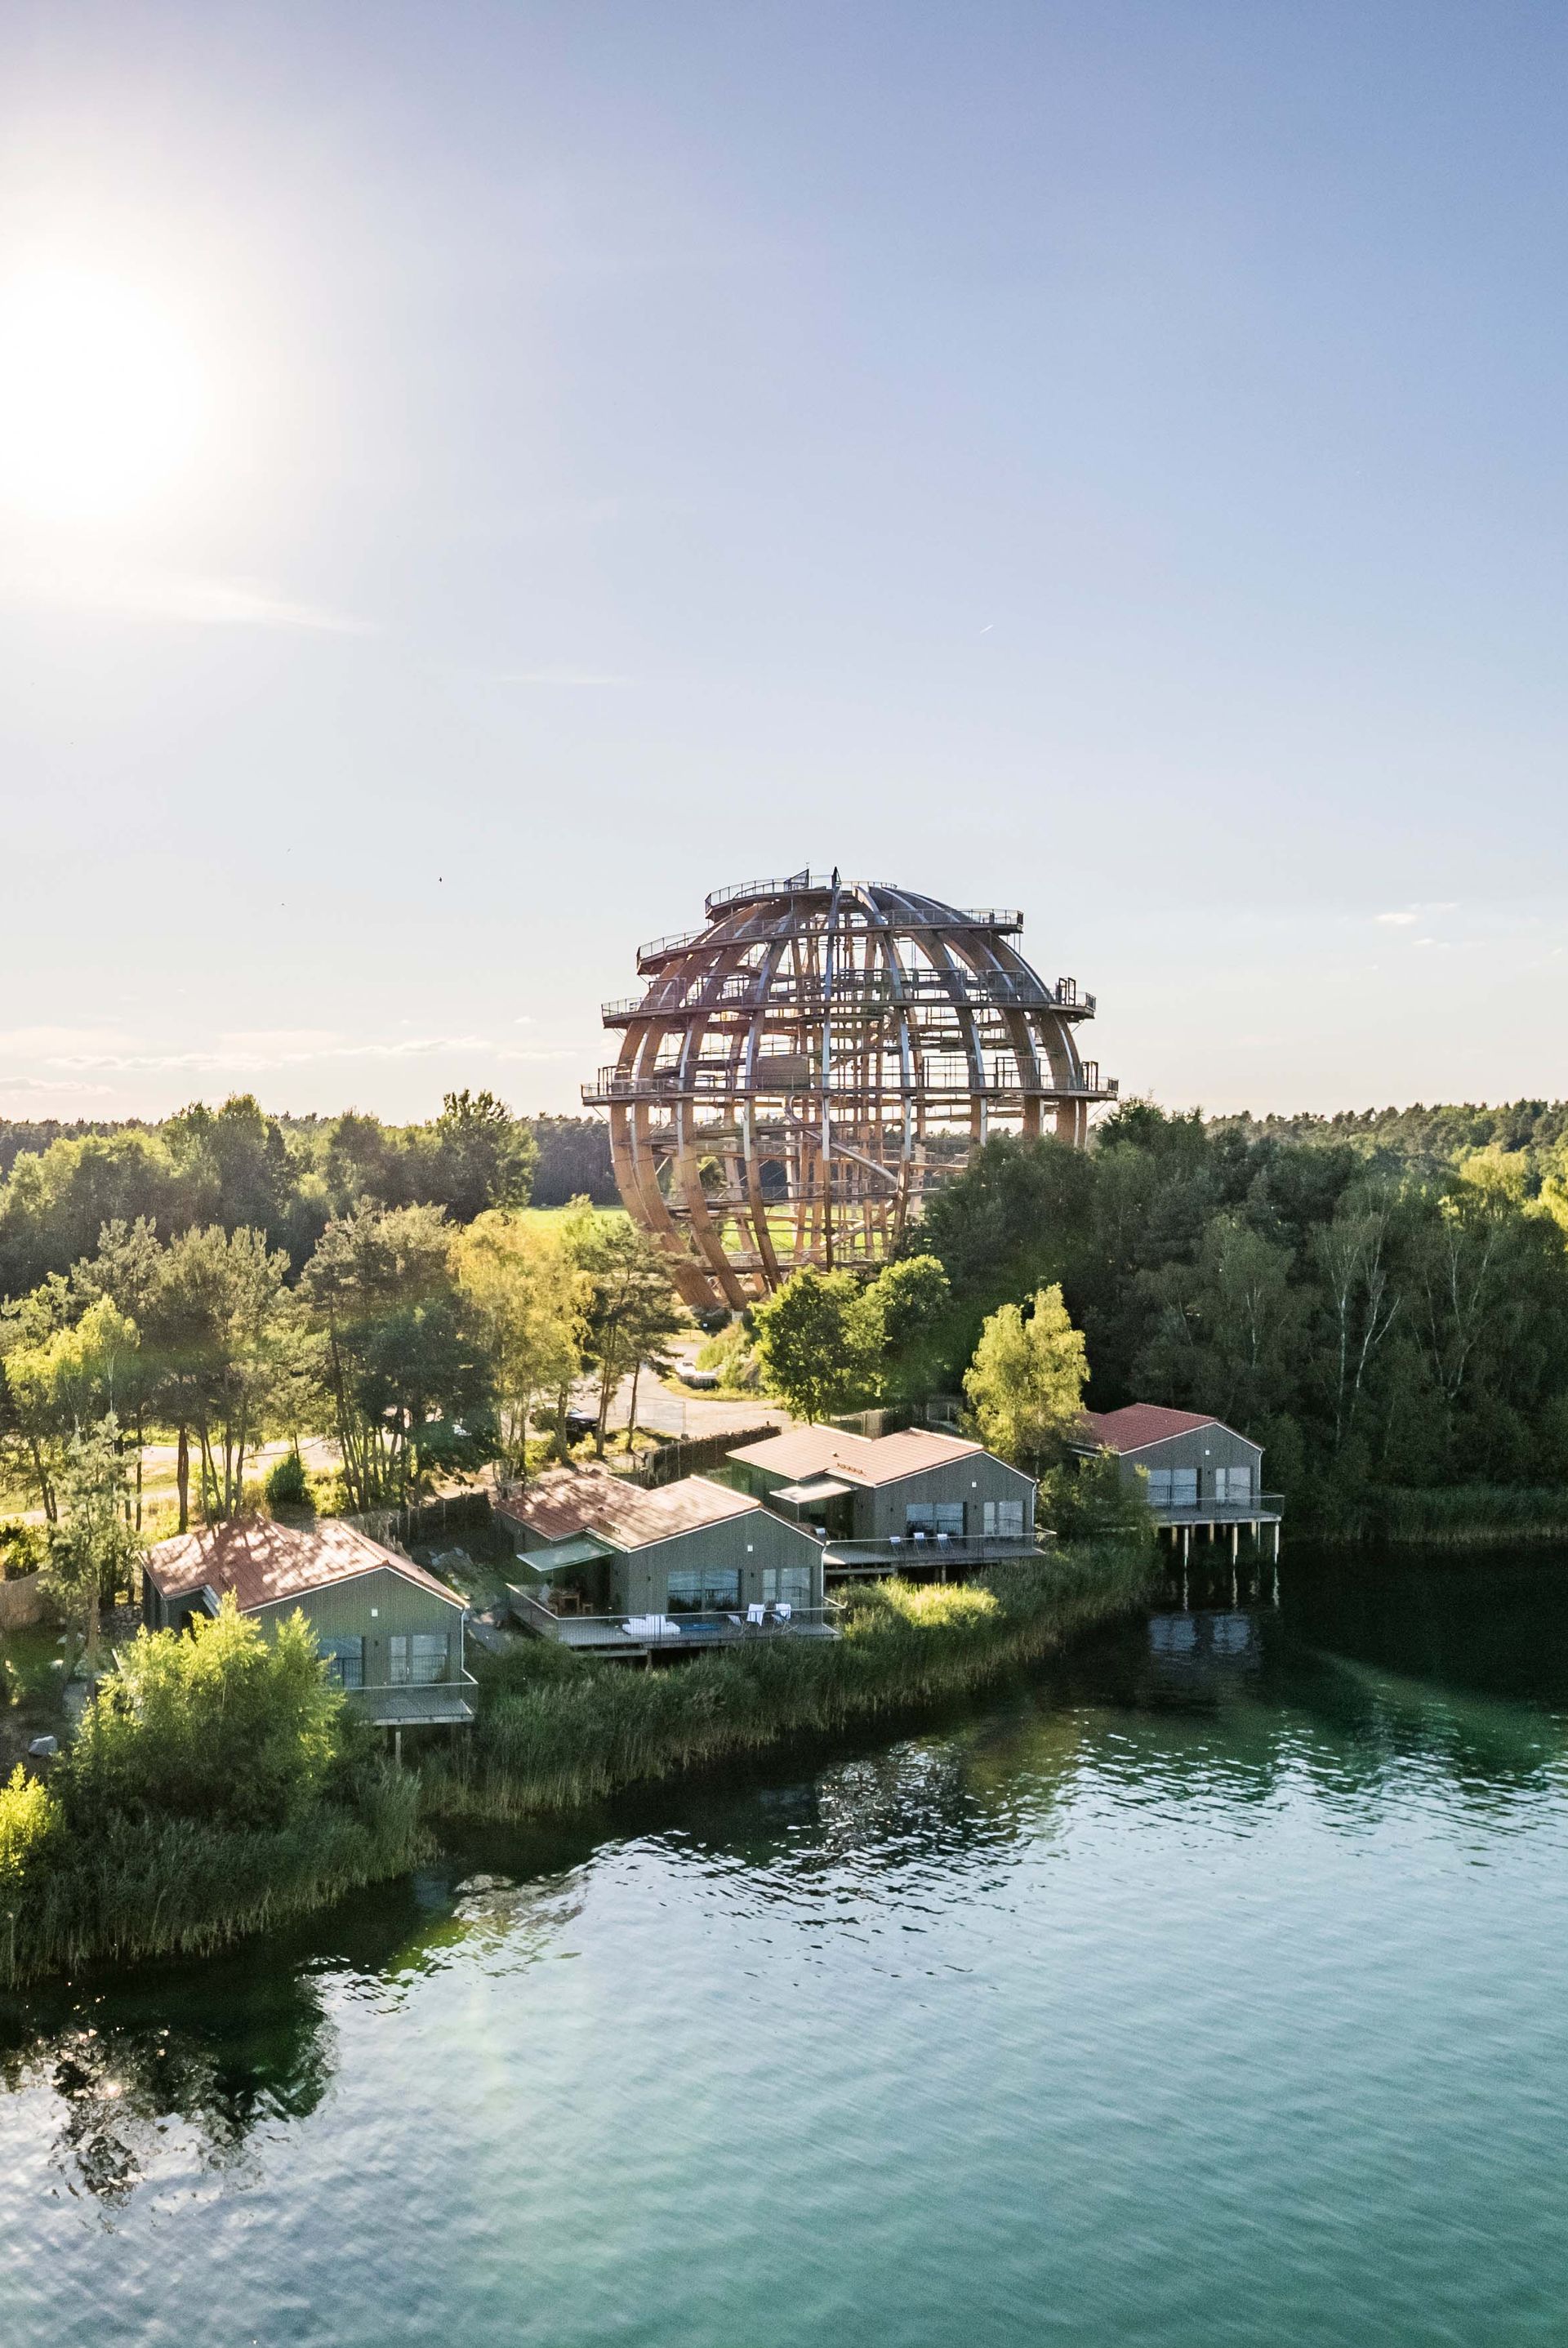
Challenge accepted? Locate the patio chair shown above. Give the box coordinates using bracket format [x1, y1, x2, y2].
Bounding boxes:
[746, 1603, 767, 1626]
[774, 1602, 792, 1624]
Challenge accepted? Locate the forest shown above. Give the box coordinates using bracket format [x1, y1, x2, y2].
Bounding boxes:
[7, 1089, 1568, 1558]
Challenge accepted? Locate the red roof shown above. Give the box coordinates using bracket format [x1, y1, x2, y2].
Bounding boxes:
[145, 1517, 463, 1612]
[496, 1466, 758, 1549]
[727, 1425, 987, 1487]
[1078, 1405, 1226, 1454]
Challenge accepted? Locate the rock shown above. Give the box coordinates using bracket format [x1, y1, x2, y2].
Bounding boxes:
[454, 1873, 516, 1896]
[27, 1735, 58, 1758]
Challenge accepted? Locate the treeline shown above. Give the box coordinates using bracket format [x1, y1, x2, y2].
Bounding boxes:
[730, 1100, 1568, 1535]
[0, 1096, 617, 1294]
[1214, 1098, 1568, 1176]
[1, 1198, 681, 1533]
[911, 1103, 1568, 1530]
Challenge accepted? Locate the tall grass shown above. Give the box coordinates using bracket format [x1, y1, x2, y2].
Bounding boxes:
[2, 1764, 422, 1988]
[1360, 1486, 1568, 1544]
[425, 1539, 1156, 1822]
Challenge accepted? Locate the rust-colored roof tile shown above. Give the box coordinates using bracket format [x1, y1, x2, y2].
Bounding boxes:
[144, 1517, 462, 1612]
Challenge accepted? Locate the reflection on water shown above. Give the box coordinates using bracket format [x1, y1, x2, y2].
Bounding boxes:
[7, 1545, 1568, 2347]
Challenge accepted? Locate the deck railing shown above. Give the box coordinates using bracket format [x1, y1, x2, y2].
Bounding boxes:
[1148, 1496, 1285, 1526]
[345, 1673, 479, 1725]
[514, 1602, 838, 1648]
[601, 974, 1096, 1023]
[821, 1534, 1051, 1571]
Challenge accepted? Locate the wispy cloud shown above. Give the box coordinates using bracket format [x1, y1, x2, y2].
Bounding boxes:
[0, 555, 372, 635]
[1375, 911, 1419, 927]
[16, 1027, 587, 1079]
[490, 666, 630, 687]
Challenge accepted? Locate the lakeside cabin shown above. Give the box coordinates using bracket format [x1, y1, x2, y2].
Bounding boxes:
[1076, 1405, 1282, 1560]
[494, 1466, 831, 1656]
[142, 1517, 477, 1726]
[728, 1425, 1042, 1577]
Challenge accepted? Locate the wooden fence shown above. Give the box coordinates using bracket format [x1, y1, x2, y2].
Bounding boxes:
[625, 1428, 782, 1488]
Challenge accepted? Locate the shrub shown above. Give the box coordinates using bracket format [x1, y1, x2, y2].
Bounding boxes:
[0, 1763, 58, 1892]
[265, 1450, 312, 1509]
[64, 1601, 345, 1833]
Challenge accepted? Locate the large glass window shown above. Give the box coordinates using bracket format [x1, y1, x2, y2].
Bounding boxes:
[322, 1635, 364, 1690]
[666, 1567, 742, 1614]
[762, 1566, 812, 1608]
[982, 1500, 1026, 1538]
[1215, 1466, 1252, 1503]
[1143, 1468, 1197, 1507]
[906, 1503, 964, 1536]
[390, 1633, 449, 1684]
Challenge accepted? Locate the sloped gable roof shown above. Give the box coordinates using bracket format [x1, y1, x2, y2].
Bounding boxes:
[145, 1517, 462, 1612]
[496, 1466, 759, 1550]
[727, 1424, 987, 1487]
[1078, 1404, 1241, 1455]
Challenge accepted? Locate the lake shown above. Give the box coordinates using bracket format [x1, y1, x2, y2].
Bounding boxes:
[6, 1547, 1568, 2348]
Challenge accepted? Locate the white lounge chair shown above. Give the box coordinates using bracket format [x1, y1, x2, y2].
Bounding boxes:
[774, 1602, 792, 1623]
[746, 1603, 767, 1626]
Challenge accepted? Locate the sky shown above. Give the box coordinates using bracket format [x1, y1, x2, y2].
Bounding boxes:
[2, 0, 1566, 1125]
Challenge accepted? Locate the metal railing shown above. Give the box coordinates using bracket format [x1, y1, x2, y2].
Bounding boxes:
[636, 906, 1027, 971]
[1148, 1495, 1284, 1525]
[345, 1673, 479, 1724]
[515, 1602, 838, 1646]
[601, 973, 1096, 1024]
[706, 872, 835, 916]
[586, 1066, 1119, 1104]
[822, 1534, 1049, 1569]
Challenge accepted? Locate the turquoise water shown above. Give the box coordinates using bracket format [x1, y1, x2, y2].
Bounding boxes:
[7, 1549, 1568, 2346]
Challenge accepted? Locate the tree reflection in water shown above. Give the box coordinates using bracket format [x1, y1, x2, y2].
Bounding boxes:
[0, 1973, 336, 2206]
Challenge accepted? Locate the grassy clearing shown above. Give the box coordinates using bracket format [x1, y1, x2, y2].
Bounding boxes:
[423, 1540, 1156, 1823]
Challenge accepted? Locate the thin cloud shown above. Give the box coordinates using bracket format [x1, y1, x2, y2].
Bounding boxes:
[0, 556, 373, 635]
[490, 666, 630, 687]
[1375, 911, 1419, 927]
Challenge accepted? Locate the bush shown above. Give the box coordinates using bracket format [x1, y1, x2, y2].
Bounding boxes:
[265, 1450, 312, 1509]
[65, 1602, 345, 1833]
[3, 1605, 424, 1985]
[0, 1520, 49, 1578]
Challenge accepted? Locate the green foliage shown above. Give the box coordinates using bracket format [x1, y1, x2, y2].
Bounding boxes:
[694, 1317, 761, 1392]
[426, 1538, 1157, 1821]
[301, 1201, 496, 1508]
[964, 1284, 1089, 1468]
[751, 1268, 879, 1420]
[1, 1604, 424, 1985]
[0, 1762, 58, 1892]
[913, 1112, 1568, 1530]
[65, 1601, 345, 1833]
[1039, 1450, 1156, 1544]
[265, 1449, 311, 1508]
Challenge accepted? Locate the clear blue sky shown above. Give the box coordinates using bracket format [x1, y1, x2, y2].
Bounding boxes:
[2, 1, 1565, 1122]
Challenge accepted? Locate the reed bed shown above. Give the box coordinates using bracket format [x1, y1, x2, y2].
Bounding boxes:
[2, 1766, 422, 1989]
[1356, 1486, 1568, 1544]
[425, 1539, 1156, 1823]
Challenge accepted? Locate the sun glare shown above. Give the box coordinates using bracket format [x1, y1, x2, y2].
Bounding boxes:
[0, 265, 211, 522]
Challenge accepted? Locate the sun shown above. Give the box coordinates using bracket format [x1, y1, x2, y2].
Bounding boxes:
[0, 264, 211, 524]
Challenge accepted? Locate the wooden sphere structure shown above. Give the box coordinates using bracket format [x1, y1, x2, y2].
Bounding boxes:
[583, 871, 1117, 1314]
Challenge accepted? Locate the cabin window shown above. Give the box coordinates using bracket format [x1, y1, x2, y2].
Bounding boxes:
[982, 1500, 1026, 1539]
[1143, 1468, 1197, 1507]
[390, 1633, 449, 1685]
[762, 1566, 812, 1608]
[322, 1635, 364, 1691]
[666, 1567, 742, 1613]
[1215, 1467, 1252, 1503]
[906, 1503, 964, 1537]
